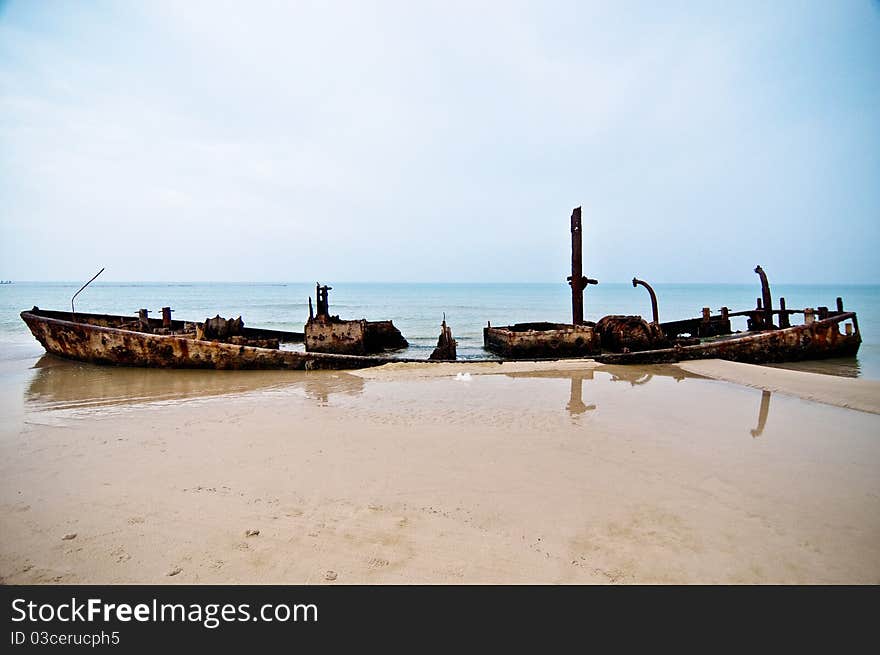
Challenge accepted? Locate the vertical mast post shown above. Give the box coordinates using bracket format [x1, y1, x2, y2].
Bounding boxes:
[570, 207, 584, 325]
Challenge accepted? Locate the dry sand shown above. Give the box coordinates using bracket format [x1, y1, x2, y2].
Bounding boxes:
[1, 356, 879, 584]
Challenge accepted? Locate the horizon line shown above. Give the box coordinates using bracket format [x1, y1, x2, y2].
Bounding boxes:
[2, 280, 877, 286]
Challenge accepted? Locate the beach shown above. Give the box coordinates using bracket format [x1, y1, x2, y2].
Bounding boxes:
[1, 356, 878, 584]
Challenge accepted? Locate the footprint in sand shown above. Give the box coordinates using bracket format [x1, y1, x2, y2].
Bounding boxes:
[111, 547, 131, 563]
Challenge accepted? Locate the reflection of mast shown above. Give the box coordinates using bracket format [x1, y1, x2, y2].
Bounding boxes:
[750, 390, 772, 438]
[505, 366, 702, 417]
[566, 374, 596, 415]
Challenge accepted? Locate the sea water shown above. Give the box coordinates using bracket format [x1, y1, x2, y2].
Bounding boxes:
[1, 282, 878, 378]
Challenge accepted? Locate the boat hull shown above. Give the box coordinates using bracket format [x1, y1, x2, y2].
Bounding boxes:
[596, 312, 861, 365]
[20, 308, 862, 369]
[483, 322, 600, 358]
[20, 309, 414, 371]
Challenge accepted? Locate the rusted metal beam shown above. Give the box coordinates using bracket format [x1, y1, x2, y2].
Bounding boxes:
[779, 297, 790, 328]
[70, 267, 104, 321]
[315, 283, 332, 317]
[566, 207, 597, 326]
[161, 306, 173, 329]
[632, 277, 659, 324]
[569, 207, 584, 325]
[754, 265, 773, 327]
[728, 307, 802, 318]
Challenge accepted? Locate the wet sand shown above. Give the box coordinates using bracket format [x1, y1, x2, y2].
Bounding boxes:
[678, 359, 880, 414]
[1, 355, 879, 584]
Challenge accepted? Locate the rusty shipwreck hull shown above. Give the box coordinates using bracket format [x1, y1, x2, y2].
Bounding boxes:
[483, 322, 600, 358]
[20, 307, 863, 370]
[595, 312, 861, 365]
[20, 309, 419, 371]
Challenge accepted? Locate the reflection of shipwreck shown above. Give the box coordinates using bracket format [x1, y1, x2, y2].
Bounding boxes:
[26, 355, 365, 409]
[305, 284, 408, 356]
[750, 390, 772, 438]
[505, 364, 700, 416]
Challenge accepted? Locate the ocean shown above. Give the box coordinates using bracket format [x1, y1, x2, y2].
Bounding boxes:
[1, 281, 878, 378]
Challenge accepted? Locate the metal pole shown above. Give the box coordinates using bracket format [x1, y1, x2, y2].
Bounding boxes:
[754, 265, 773, 327]
[779, 297, 790, 328]
[70, 267, 105, 321]
[632, 277, 660, 324]
[570, 207, 584, 325]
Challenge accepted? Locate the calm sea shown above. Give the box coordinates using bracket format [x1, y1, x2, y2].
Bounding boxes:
[1, 282, 878, 378]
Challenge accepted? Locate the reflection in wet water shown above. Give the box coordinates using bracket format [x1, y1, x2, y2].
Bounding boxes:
[506, 364, 700, 418]
[25, 354, 364, 412]
[750, 390, 772, 438]
[566, 373, 596, 415]
[604, 364, 691, 386]
[299, 374, 364, 406]
[504, 364, 776, 439]
[25, 356, 780, 440]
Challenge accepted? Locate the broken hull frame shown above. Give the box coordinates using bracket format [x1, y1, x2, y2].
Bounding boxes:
[483, 322, 600, 358]
[20, 309, 423, 371]
[596, 311, 861, 365]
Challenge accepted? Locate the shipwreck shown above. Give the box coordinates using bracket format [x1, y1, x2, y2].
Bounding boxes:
[20, 306, 419, 370]
[20, 207, 861, 370]
[593, 266, 861, 365]
[484, 206, 861, 365]
[304, 283, 408, 356]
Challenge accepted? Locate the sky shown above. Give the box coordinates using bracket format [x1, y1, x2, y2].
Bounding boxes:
[1, 0, 878, 283]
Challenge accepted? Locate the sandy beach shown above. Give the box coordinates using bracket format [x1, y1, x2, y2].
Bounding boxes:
[1, 355, 878, 584]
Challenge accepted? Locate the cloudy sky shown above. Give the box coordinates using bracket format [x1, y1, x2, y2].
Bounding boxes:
[1, 1, 878, 282]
